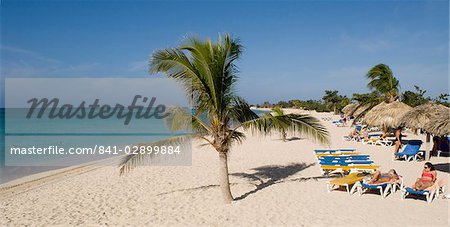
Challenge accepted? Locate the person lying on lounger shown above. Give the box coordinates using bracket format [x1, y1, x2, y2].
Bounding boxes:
[348, 128, 360, 140]
[412, 162, 437, 191]
[366, 169, 400, 185]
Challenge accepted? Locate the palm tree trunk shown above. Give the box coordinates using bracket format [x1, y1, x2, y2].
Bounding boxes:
[218, 151, 233, 204]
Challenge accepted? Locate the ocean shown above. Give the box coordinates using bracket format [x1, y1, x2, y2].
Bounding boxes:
[0, 108, 268, 183]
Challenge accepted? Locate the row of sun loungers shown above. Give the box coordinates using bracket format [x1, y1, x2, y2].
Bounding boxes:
[315, 148, 446, 204]
[314, 149, 379, 176]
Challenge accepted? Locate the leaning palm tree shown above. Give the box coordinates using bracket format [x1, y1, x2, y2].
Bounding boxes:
[366, 63, 399, 103]
[350, 64, 400, 124]
[119, 34, 329, 204]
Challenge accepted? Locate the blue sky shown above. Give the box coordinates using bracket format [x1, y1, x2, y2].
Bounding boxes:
[1, 0, 448, 105]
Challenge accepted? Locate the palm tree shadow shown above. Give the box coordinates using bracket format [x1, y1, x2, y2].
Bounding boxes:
[286, 137, 304, 141]
[231, 162, 315, 201]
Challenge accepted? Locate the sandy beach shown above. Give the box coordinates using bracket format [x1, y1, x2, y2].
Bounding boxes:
[1, 110, 449, 226]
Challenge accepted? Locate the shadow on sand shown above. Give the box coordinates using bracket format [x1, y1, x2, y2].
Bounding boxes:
[231, 162, 316, 201]
[434, 163, 450, 174]
[156, 162, 333, 200]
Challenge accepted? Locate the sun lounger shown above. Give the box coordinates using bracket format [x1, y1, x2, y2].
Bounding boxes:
[400, 178, 445, 204]
[315, 152, 361, 157]
[357, 174, 405, 198]
[358, 182, 391, 198]
[425, 178, 446, 198]
[401, 188, 434, 204]
[393, 140, 423, 161]
[319, 160, 374, 166]
[319, 155, 370, 160]
[320, 165, 379, 175]
[319, 155, 372, 165]
[327, 172, 369, 194]
[314, 149, 356, 153]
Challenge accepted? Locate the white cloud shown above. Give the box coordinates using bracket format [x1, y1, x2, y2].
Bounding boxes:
[1, 45, 100, 76]
[128, 60, 148, 73]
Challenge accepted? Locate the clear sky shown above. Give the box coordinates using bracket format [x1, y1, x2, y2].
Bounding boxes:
[1, 0, 448, 106]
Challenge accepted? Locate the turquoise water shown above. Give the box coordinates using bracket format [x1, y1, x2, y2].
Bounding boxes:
[0, 108, 268, 182]
[2, 108, 188, 167]
[1, 108, 267, 167]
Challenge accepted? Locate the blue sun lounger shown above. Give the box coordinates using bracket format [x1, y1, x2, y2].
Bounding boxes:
[358, 182, 391, 198]
[320, 155, 370, 160]
[401, 187, 434, 204]
[314, 149, 356, 153]
[320, 160, 374, 166]
[393, 140, 423, 161]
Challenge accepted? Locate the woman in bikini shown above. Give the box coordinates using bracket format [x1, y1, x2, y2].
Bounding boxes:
[366, 169, 400, 185]
[412, 162, 437, 191]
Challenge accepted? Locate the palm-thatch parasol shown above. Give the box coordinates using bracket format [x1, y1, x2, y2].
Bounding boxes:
[400, 103, 449, 160]
[423, 110, 450, 136]
[401, 103, 449, 130]
[352, 103, 372, 118]
[342, 103, 357, 116]
[364, 101, 412, 130]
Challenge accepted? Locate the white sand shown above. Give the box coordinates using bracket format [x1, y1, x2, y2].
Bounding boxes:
[1, 110, 449, 226]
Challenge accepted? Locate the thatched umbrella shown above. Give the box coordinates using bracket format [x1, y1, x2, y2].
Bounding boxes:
[364, 101, 412, 156]
[364, 101, 412, 130]
[423, 110, 450, 136]
[342, 103, 357, 116]
[400, 103, 449, 160]
[352, 103, 372, 118]
[401, 103, 448, 130]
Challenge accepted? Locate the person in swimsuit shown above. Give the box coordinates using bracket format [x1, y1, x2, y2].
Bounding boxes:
[360, 127, 369, 141]
[366, 169, 399, 185]
[412, 162, 437, 191]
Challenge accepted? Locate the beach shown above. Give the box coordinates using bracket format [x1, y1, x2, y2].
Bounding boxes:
[1, 110, 449, 226]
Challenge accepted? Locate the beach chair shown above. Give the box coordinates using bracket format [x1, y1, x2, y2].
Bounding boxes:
[319, 155, 370, 160]
[375, 138, 393, 146]
[320, 165, 379, 175]
[314, 149, 356, 153]
[401, 188, 435, 204]
[357, 176, 403, 198]
[315, 152, 361, 157]
[400, 178, 445, 204]
[357, 181, 391, 198]
[319, 155, 373, 165]
[327, 172, 369, 194]
[393, 140, 423, 161]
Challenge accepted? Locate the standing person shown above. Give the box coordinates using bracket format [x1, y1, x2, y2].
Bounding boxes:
[394, 127, 403, 153]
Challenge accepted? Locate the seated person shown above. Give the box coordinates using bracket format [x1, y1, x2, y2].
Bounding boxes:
[366, 169, 400, 185]
[360, 127, 369, 141]
[348, 128, 360, 139]
[411, 162, 437, 191]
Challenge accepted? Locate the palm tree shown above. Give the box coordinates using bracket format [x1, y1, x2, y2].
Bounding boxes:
[350, 64, 400, 122]
[119, 34, 329, 204]
[267, 107, 289, 141]
[366, 63, 399, 103]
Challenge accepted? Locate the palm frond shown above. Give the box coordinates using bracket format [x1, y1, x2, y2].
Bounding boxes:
[239, 113, 330, 145]
[228, 96, 259, 125]
[119, 134, 194, 175]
